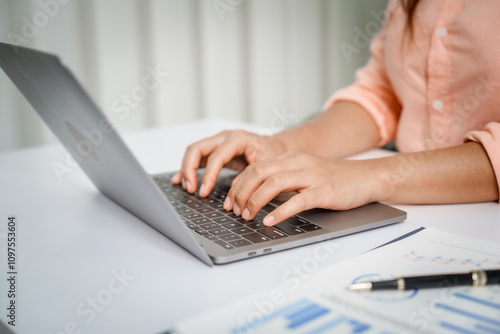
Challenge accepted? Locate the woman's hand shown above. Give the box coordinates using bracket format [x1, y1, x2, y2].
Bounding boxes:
[222, 152, 381, 226]
[171, 130, 287, 197]
[171, 101, 382, 198]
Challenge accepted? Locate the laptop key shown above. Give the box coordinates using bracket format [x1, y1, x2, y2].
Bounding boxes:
[178, 207, 194, 215]
[213, 216, 234, 224]
[187, 202, 204, 209]
[195, 229, 209, 235]
[171, 192, 189, 200]
[214, 240, 234, 250]
[192, 217, 211, 225]
[199, 223, 220, 230]
[254, 211, 269, 220]
[210, 228, 232, 236]
[232, 227, 253, 235]
[246, 222, 265, 230]
[258, 227, 288, 239]
[195, 206, 215, 214]
[235, 217, 252, 224]
[275, 222, 306, 236]
[182, 213, 202, 220]
[299, 224, 322, 232]
[225, 212, 240, 219]
[229, 239, 252, 248]
[204, 234, 218, 240]
[204, 211, 225, 219]
[219, 234, 241, 242]
[172, 203, 184, 210]
[206, 201, 224, 209]
[241, 232, 270, 243]
[287, 218, 309, 227]
[201, 198, 218, 205]
[220, 221, 243, 229]
[214, 193, 227, 201]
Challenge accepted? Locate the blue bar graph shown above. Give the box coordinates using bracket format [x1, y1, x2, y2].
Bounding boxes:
[454, 292, 500, 310]
[287, 304, 330, 329]
[305, 317, 372, 334]
[306, 317, 345, 334]
[230, 298, 330, 334]
[439, 321, 478, 334]
[436, 303, 500, 329]
[475, 323, 500, 334]
[230, 298, 310, 334]
[286, 303, 324, 322]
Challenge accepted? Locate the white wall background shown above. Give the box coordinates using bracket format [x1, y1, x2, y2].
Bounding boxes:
[0, 0, 387, 151]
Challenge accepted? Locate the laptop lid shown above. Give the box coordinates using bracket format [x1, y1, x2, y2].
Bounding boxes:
[0, 42, 214, 266]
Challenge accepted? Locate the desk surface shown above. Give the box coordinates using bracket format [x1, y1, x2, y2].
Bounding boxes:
[1, 119, 499, 334]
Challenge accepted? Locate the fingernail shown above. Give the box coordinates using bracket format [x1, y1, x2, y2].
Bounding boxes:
[186, 180, 192, 192]
[242, 208, 250, 220]
[263, 215, 275, 226]
[233, 203, 241, 215]
[200, 184, 207, 197]
[223, 197, 231, 210]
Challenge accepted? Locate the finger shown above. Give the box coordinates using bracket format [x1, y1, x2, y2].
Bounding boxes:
[263, 192, 315, 226]
[230, 173, 241, 187]
[180, 132, 227, 193]
[242, 172, 310, 220]
[223, 173, 241, 211]
[171, 171, 181, 184]
[200, 136, 249, 197]
[229, 160, 298, 216]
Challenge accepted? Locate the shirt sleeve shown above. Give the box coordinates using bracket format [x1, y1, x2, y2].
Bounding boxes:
[464, 122, 500, 202]
[322, 1, 402, 147]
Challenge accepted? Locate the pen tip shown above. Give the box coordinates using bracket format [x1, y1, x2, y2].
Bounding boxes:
[347, 282, 372, 292]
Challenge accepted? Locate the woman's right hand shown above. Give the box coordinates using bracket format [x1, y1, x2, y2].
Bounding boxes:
[171, 129, 287, 197]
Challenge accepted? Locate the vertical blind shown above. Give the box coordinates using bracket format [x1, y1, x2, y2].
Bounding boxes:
[0, 0, 387, 151]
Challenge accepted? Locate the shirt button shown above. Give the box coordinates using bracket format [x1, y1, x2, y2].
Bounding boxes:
[436, 27, 447, 38]
[433, 100, 443, 110]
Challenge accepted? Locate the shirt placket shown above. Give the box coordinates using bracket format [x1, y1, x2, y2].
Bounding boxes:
[425, 0, 465, 149]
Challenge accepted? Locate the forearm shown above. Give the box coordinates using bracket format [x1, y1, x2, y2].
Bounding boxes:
[372, 141, 499, 204]
[274, 101, 380, 159]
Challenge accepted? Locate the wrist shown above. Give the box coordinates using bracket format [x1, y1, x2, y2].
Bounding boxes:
[272, 131, 296, 154]
[366, 157, 398, 203]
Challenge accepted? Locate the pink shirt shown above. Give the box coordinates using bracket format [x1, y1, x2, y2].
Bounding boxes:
[324, 0, 500, 197]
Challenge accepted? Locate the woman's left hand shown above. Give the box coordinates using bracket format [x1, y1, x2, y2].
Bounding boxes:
[222, 151, 382, 226]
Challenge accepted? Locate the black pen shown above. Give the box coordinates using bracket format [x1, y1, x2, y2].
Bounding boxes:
[347, 269, 500, 291]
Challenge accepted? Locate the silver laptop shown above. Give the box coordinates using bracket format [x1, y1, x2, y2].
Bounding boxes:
[0, 42, 406, 266]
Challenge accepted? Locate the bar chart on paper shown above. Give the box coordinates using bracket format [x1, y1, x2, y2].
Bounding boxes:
[230, 288, 500, 334]
[170, 228, 500, 334]
[433, 289, 500, 334]
[229, 297, 406, 334]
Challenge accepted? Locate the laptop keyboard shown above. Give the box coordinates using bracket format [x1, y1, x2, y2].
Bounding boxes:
[154, 174, 322, 250]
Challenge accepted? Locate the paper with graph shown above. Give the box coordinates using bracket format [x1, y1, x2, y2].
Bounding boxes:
[170, 228, 500, 334]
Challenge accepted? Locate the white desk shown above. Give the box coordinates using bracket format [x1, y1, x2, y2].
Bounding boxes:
[1, 119, 499, 334]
